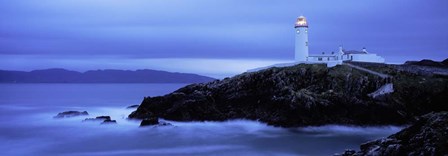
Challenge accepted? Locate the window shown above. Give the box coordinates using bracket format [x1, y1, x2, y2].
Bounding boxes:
[306, 42, 308, 46]
[318, 57, 322, 61]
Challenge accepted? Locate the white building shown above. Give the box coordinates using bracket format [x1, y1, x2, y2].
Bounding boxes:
[305, 46, 385, 66]
[248, 16, 385, 72]
[294, 16, 385, 66]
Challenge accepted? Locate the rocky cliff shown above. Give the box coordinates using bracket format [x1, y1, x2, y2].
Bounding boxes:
[129, 63, 448, 127]
[341, 112, 448, 156]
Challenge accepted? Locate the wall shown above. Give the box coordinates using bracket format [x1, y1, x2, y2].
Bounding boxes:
[294, 27, 309, 62]
[350, 54, 385, 63]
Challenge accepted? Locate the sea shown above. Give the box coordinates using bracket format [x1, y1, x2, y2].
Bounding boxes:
[0, 83, 402, 156]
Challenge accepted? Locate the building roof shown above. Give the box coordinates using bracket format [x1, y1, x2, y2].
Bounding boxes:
[343, 50, 368, 54]
[309, 51, 339, 57]
[309, 54, 338, 57]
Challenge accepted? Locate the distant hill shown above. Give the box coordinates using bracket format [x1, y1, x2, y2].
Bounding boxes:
[405, 58, 448, 68]
[0, 68, 216, 83]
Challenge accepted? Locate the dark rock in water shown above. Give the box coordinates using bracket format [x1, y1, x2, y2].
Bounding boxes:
[334, 149, 357, 156]
[140, 117, 159, 126]
[342, 112, 448, 156]
[96, 116, 111, 120]
[158, 122, 172, 126]
[83, 116, 111, 122]
[129, 64, 448, 127]
[84, 116, 116, 124]
[101, 119, 117, 124]
[126, 105, 140, 109]
[54, 111, 88, 118]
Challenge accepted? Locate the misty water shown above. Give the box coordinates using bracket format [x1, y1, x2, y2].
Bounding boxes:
[0, 84, 402, 155]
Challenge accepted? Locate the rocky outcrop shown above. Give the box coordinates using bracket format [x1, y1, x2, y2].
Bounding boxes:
[140, 117, 159, 126]
[83, 116, 111, 121]
[126, 105, 140, 109]
[338, 149, 357, 156]
[341, 112, 448, 156]
[101, 119, 117, 124]
[442, 59, 448, 66]
[139, 117, 173, 127]
[54, 111, 88, 118]
[83, 116, 118, 124]
[129, 64, 447, 127]
[96, 116, 111, 120]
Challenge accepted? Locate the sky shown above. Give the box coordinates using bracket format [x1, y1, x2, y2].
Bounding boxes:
[0, 0, 447, 78]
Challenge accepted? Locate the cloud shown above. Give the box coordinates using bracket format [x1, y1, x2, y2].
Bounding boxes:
[0, 0, 447, 74]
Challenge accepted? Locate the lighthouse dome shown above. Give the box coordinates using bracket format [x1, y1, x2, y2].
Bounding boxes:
[295, 16, 308, 28]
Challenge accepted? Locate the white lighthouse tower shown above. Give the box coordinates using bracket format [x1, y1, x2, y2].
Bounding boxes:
[294, 16, 309, 62]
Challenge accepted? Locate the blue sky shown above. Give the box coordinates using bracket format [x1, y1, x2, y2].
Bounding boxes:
[1, 0, 447, 78]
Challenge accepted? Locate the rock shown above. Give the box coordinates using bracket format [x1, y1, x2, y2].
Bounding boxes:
[126, 105, 140, 109]
[101, 119, 117, 124]
[442, 59, 448, 66]
[84, 116, 117, 124]
[346, 112, 448, 156]
[83, 116, 111, 122]
[54, 111, 88, 118]
[156, 122, 173, 127]
[140, 117, 159, 126]
[334, 149, 357, 156]
[129, 64, 448, 127]
[96, 116, 111, 120]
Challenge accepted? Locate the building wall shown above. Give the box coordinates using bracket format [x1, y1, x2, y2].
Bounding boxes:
[349, 54, 385, 63]
[308, 56, 340, 61]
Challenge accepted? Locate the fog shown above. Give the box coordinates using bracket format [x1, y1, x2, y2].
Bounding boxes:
[0, 84, 403, 155]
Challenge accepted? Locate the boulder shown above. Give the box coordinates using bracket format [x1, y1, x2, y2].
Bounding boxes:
[83, 116, 111, 122]
[101, 119, 117, 124]
[334, 149, 357, 156]
[54, 111, 88, 118]
[140, 117, 159, 126]
[95, 116, 111, 120]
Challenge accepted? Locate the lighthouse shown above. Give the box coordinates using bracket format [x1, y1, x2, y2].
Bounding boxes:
[248, 16, 386, 72]
[294, 16, 309, 62]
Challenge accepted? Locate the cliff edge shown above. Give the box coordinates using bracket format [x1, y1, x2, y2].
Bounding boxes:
[339, 112, 448, 156]
[129, 63, 447, 127]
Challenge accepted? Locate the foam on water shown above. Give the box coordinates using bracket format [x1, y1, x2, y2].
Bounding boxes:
[0, 84, 404, 155]
[0, 105, 404, 156]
